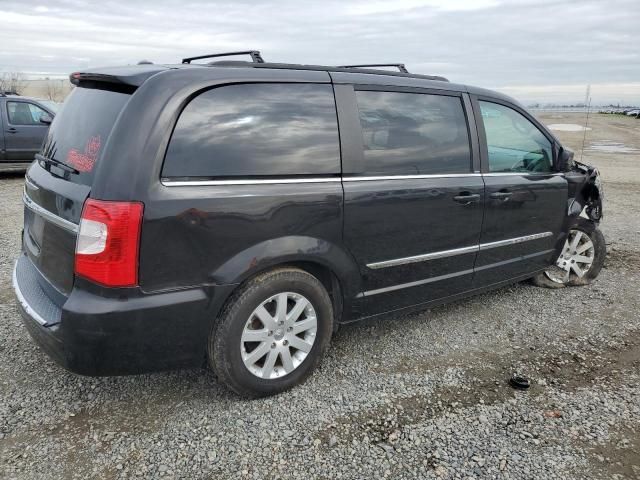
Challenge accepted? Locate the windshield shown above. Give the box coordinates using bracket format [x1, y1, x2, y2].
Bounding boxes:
[40, 87, 130, 186]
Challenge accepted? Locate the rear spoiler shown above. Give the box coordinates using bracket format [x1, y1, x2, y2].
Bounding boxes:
[69, 65, 170, 89]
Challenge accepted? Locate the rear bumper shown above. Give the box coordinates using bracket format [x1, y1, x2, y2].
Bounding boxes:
[13, 254, 236, 375]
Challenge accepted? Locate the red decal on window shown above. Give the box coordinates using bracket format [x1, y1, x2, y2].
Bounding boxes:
[67, 135, 101, 172]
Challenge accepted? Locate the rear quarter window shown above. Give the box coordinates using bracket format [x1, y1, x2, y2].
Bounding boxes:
[162, 83, 340, 179]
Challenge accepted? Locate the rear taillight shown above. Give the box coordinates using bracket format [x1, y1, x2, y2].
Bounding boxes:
[75, 199, 143, 287]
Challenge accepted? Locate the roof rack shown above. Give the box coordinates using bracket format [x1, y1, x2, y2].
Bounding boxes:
[338, 63, 409, 73]
[0, 91, 19, 97]
[182, 50, 265, 64]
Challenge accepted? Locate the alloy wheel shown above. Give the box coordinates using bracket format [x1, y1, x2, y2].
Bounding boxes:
[545, 229, 595, 284]
[240, 292, 318, 379]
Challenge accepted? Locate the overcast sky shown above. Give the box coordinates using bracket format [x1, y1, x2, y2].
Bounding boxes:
[2, 0, 639, 104]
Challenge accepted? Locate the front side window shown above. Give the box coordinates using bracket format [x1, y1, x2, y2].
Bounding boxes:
[479, 101, 553, 173]
[7, 101, 48, 125]
[162, 83, 340, 179]
[355, 90, 471, 175]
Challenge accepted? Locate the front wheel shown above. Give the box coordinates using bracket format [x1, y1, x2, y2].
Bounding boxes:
[532, 223, 606, 288]
[209, 268, 333, 397]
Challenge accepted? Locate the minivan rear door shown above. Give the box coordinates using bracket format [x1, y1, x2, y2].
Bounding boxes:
[336, 83, 484, 315]
[22, 86, 131, 295]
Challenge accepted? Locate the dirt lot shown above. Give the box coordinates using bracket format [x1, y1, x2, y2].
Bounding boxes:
[0, 112, 639, 479]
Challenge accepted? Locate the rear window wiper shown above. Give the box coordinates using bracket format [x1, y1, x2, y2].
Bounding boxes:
[35, 153, 80, 175]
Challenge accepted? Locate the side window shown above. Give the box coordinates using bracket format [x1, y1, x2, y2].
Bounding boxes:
[479, 101, 553, 173]
[7, 102, 47, 125]
[162, 83, 340, 178]
[354, 90, 471, 175]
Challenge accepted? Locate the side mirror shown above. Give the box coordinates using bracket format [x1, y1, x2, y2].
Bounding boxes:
[39, 113, 53, 125]
[557, 146, 574, 172]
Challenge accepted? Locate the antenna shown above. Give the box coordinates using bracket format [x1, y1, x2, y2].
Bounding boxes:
[579, 85, 592, 163]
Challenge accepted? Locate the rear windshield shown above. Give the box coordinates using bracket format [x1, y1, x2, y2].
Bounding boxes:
[40, 87, 130, 185]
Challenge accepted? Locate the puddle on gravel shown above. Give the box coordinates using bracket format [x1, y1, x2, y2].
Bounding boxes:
[547, 124, 592, 132]
[588, 141, 638, 154]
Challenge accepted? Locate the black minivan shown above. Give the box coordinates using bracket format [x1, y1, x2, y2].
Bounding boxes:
[14, 52, 605, 397]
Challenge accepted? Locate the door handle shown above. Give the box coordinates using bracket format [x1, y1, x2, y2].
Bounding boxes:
[6, 127, 17, 133]
[490, 191, 512, 200]
[453, 193, 480, 204]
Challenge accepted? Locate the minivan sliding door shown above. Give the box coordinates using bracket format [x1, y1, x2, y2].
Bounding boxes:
[338, 85, 484, 316]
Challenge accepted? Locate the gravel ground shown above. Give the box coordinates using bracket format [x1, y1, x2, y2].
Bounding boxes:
[1, 112, 639, 479]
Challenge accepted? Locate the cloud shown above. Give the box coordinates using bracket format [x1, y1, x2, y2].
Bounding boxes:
[1, 0, 638, 103]
[345, 0, 499, 15]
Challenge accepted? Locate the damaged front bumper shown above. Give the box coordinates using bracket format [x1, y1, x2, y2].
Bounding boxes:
[566, 160, 604, 224]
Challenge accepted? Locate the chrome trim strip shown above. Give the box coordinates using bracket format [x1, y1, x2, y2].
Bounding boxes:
[478, 232, 553, 250]
[24, 176, 39, 191]
[367, 245, 478, 269]
[361, 248, 555, 297]
[162, 177, 341, 186]
[474, 249, 554, 272]
[359, 268, 474, 297]
[12, 262, 48, 326]
[162, 173, 484, 186]
[343, 173, 482, 182]
[161, 172, 564, 185]
[482, 172, 564, 177]
[366, 232, 554, 269]
[22, 189, 79, 234]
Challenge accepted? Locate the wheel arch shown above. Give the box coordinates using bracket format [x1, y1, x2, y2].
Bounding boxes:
[209, 236, 362, 326]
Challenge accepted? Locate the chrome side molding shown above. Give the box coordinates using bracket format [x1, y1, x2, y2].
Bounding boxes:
[161, 172, 564, 186]
[367, 245, 479, 270]
[482, 172, 565, 177]
[478, 232, 553, 250]
[343, 173, 482, 182]
[366, 232, 553, 269]
[161, 177, 341, 186]
[361, 248, 554, 297]
[22, 189, 79, 234]
[358, 268, 474, 297]
[162, 173, 484, 186]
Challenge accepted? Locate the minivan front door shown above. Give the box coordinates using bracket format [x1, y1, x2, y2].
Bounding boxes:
[473, 99, 567, 286]
[338, 86, 484, 316]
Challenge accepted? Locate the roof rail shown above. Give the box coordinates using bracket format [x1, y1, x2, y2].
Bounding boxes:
[182, 50, 265, 64]
[338, 63, 409, 73]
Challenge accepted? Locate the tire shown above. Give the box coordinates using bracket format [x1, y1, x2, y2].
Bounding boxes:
[532, 221, 606, 288]
[209, 267, 333, 398]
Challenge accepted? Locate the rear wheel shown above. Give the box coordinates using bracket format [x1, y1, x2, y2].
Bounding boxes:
[209, 268, 333, 397]
[532, 223, 605, 288]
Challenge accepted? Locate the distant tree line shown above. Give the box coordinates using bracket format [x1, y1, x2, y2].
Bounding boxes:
[0, 72, 72, 101]
[0, 72, 26, 94]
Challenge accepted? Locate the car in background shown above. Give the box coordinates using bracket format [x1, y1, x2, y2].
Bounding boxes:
[0, 92, 59, 172]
